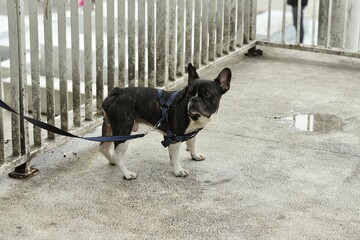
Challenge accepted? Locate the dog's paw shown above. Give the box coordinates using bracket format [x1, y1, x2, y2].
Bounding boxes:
[191, 154, 205, 161]
[174, 168, 189, 177]
[123, 171, 137, 180]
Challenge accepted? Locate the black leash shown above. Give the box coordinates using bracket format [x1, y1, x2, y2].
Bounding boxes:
[0, 99, 145, 142]
[1, 89, 201, 146]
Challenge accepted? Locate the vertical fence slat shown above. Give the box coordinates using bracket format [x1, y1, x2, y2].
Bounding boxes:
[107, 0, 115, 91]
[118, 0, 126, 88]
[147, 0, 156, 87]
[176, 0, 185, 76]
[281, 0, 286, 43]
[58, 0, 68, 130]
[229, 0, 236, 51]
[84, 0, 93, 120]
[128, 0, 137, 87]
[96, 0, 104, 114]
[223, 0, 230, 54]
[250, 0, 257, 40]
[216, 0, 224, 57]
[138, 0, 147, 86]
[7, 0, 20, 154]
[44, 0, 55, 139]
[267, 0, 272, 41]
[208, 0, 216, 60]
[71, 0, 81, 127]
[0, 50, 4, 163]
[193, 0, 201, 68]
[243, 0, 250, 43]
[201, 0, 209, 64]
[29, 0, 41, 145]
[156, 0, 169, 86]
[236, 0, 244, 46]
[168, 0, 177, 80]
[296, 0, 301, 43]
[326, 0, 333, 47]
[311, 0, 317, 45]
[185, 0, 193, 68]
[15, 0, 29, 156]
[341, 0, 348, 49]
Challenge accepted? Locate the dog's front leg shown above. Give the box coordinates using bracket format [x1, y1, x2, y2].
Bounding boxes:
[168, 142, 188, 177]
[112, 142, 137, 180]
[186, 137, 205, 161]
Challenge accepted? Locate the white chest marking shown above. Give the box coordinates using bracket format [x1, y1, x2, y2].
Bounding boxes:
[185, 116, 211, 134]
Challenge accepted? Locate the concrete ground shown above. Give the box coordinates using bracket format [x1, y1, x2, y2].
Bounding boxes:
[1, 46, 360, 239]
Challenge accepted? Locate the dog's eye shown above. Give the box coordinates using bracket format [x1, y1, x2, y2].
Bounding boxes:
[203, 91, 211, 98]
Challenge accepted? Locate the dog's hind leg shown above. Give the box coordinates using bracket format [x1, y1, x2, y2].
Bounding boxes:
[112, 142, 137, 180]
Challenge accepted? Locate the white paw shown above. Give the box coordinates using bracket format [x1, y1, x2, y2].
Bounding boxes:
[174, 168, 189, 177]
[123, 171, 137, 180]
[191, 154, 205, 161]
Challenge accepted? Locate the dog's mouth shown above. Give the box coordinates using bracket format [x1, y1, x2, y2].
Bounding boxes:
[188, 105, 212, 121]
[188, 112, 202, 121]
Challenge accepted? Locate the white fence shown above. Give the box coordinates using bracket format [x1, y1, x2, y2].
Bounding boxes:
[0, 0, 257, 176]
[256, 0, 360, 57]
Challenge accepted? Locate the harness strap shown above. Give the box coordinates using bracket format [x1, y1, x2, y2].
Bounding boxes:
[156, 89, 202, 148]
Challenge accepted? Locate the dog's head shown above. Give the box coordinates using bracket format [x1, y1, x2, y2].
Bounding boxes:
[186, 63, 231, 121]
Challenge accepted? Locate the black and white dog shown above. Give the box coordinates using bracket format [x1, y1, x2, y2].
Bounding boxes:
[99, 63, 231, 179]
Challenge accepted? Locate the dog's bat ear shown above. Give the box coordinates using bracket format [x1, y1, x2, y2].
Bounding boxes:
[214, 68, 231, 94]
[187, 63, 199, 84]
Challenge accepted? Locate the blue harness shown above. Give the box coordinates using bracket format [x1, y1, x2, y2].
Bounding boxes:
[156, 89, 201, 147]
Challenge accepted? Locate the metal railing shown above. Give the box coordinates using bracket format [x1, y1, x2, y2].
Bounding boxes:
[0, 0, 257, 176]
[256, 0, 360, 58]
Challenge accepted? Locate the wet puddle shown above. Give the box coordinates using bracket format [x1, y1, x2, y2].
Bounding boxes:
[277, 114, 342, 133]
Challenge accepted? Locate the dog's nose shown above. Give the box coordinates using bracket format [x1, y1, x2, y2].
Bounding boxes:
[191, 97, 199, 103]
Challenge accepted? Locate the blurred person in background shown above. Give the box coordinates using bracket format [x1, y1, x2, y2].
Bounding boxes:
[287, 0, 308, 43]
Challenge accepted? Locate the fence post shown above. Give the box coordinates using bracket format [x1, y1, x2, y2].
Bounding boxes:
[148, 0, 156, 87]
[71, 0, 81, 127]
[193, 0, 201, 68]
[58, 0, 68, 130]
[7, 0, 22, 155]
[156, 0, 169, 87]
[107, 0, 115, 91]
[84, 0, 93, 120]
[8, 0, 37, 178]
[43, 0, 55, 139]
[185, 0, 194, 69]
[168, 0, 177, 81]
[176, 0, 185, 76]
[236, 0, 244, 46]
[216, 0, 224, 57]
[223, 0, 230, 54]
[0, 51, 3, 164]
[345, 0, 360, 50]
[229, 0, 236, 51]
[201, 0, 209, 65]
[29, 0, 41, 145]
[128, 0, 137, 87]
[118, 0, 127, 88]
[208, 0, 216, 61]
[138, 0, 148, 86]
[96, 0, 104, 114]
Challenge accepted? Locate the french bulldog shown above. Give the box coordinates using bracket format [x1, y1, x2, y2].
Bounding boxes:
[99, 63, 231, 179]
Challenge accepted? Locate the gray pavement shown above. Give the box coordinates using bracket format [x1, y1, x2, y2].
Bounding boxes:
[1, 46, 360, 239]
